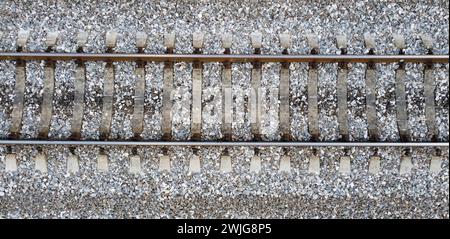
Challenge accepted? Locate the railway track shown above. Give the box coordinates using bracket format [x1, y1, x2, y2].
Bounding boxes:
[0, 0, 449, 219]
[0, 30, 448, 175]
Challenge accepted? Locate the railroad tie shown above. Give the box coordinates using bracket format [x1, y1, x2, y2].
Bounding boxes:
[191, 32, 204, 140]
[368, 155, 381, 174]
[421, 34, 438, 141]
[336, 34, 349, 141]
[10, 30, 30, 139]
[249, 32, 263, 171]
[132, 32, 148, 139]
[38, 31, 59, 139]
[279, 33, 292, 141]
[364, 33, 380, 141]
[99, 30, 118, 140]
[250, 31, 262, 140]
[306, 34, 320, 140]
[339, 153, 351, 175]
[393, 34, 410, 142]
[220, 149, 232, 173]
[220, 33, 233, 167]
[162, 33, 175, 141]
[97, 150, 109, 172]
[250, 148, 261, 173]
[279, 147, 291, 173]
[5, 152, 18, 172]
[129, 148, 142, 174]
[399, 148, 413, 175]
[308, 149, 320, 174]
[67, 149, 80, 174]
[159, 152, 171, 172]
[70, 31, 88, 140]
[129, 155, 142, 174]
[429, 156, 441, 173]
[189, 148, 201, 173]
[429, 149, 442, 174]
[16, 29, 30, 52]
[160, 33, 176, 167]
[278, 33, 292, 173]
[35, 149, 48, 174]
[279, 155, 291, 172]
[221, 33, 233, 141]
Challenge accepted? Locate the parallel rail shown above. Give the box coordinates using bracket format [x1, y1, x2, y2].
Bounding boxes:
[0, 52, 448, 63]
[0, 140, 448, 147]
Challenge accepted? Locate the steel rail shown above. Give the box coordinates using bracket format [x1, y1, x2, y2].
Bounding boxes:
[0, 52, 448, 63]
[0, 140, 448, 147]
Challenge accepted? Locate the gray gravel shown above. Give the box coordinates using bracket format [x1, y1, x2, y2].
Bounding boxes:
[142, 62, 164, 140]
[347, 63, 369, 141]
[406, 63, 428, 141]
[0, 61, 15, 138]
[290, 63, 310, 140]
[318, 63, 339, 141]
[0, 146, 448, 218]
[435, 64, 449, 141]
[173, 62, 192, 140]
[202, 63, 222, 140]
[376, 64, 399, 142]
[261, 63, 281, 141]
[21, 61, 44, 138]
[49, 61, 75, 139]
[0, 0, 449, 218]
[81, 62, 105, 139]
[110, 61, 135, 140]
[232, 63, 252, 140]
